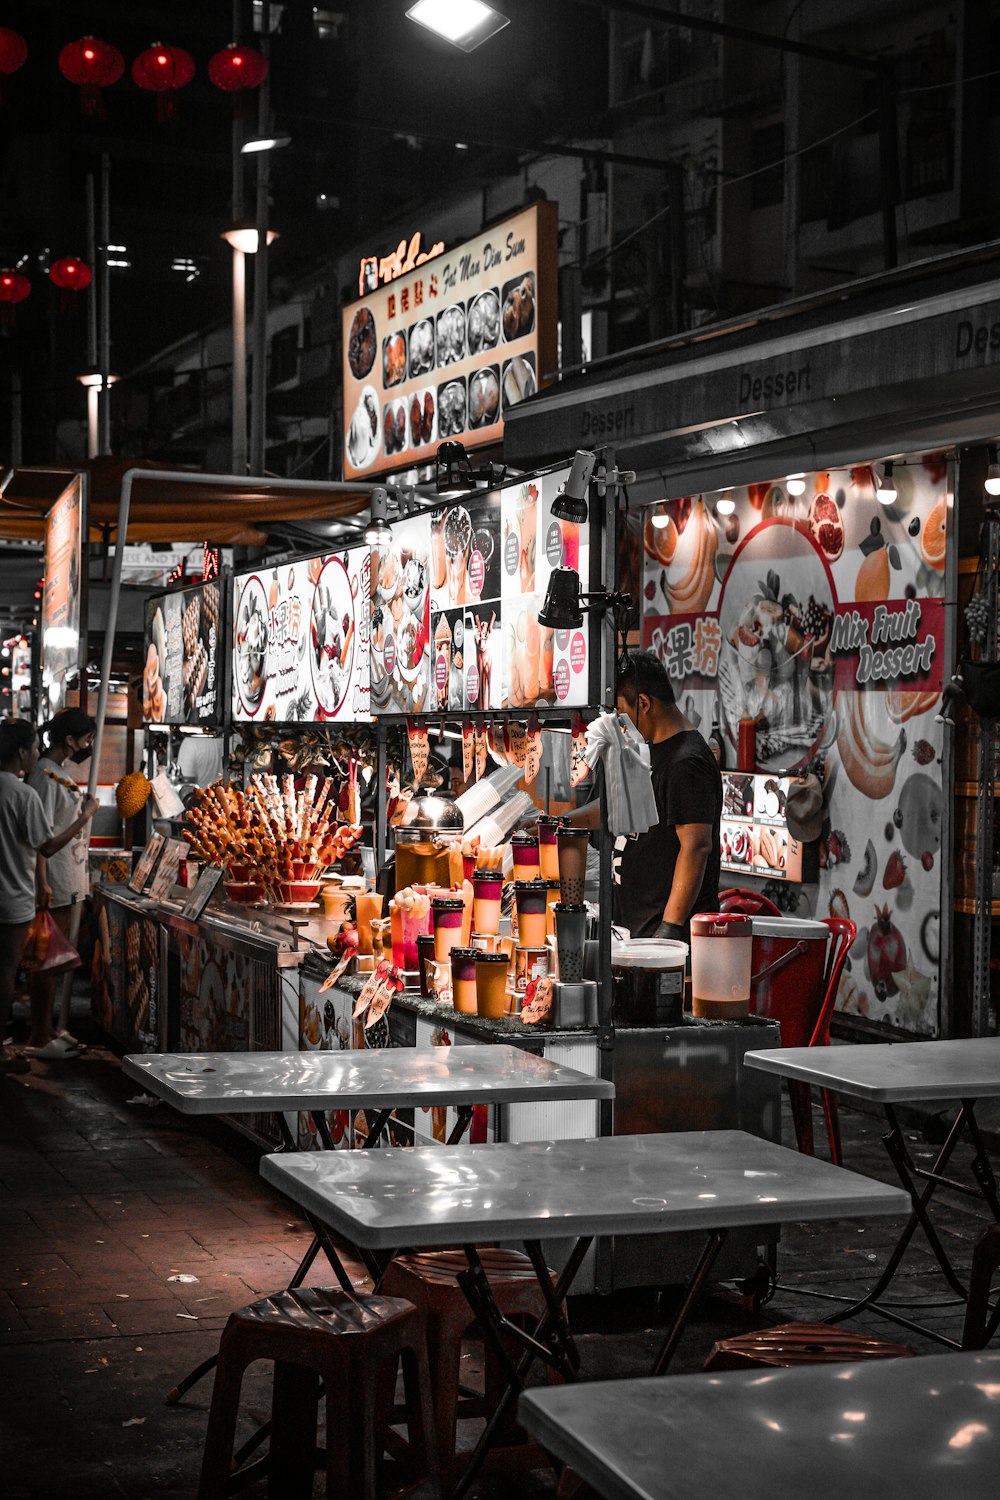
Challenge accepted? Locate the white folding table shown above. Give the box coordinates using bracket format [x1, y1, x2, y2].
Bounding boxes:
[123, 1046, 613, 1413]
[262, 1129, 908, 1498]
[518, 1351, 1000, 1500]
[744, 1039, 1000, 1345]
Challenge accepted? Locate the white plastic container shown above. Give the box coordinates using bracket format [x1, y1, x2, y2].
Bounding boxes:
[690, 913, 753, 1019]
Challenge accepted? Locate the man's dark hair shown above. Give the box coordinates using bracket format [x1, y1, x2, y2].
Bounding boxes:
[616, 649, 676, 708]
[0, 717, 37, 764]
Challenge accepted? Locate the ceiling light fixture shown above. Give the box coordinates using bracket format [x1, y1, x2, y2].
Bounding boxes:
[786, 473, 806, 496]
[715, 494, 736, 516]
[650, 503, 672, 530]
[405, 0, 510, 52]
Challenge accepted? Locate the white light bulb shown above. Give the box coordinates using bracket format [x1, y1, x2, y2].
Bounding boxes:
[878, 462, 897, 505]
[786, 474, 806, 496]
[650, 509, 671, 529]
[716, 496, 736, 516]
[985, 464, 1000, 497]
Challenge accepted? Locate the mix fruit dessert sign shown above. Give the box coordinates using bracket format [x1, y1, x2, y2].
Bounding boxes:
[641, 458, 950, 1035]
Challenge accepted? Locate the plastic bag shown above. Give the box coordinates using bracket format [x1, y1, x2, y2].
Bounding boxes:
[21, 910, 81, 974]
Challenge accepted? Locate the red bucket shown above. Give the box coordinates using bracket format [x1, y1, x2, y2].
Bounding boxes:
[749, 917, 829, 1045]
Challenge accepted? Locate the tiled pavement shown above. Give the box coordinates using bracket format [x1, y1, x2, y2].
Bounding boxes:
[1, 1035, 997, 1499]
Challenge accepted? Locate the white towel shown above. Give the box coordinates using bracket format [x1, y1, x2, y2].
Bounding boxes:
[583, 711, 659, 836]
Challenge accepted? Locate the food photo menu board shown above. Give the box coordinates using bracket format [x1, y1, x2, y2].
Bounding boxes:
[144, 581, 224, 726]
[719, 772, 813, 883]
[342, 202, 557, 480]
[231, 547, 371, 723]
[371, 466, 591, 715]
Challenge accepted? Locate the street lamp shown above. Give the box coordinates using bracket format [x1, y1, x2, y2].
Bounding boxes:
[241, 132, 291, 154]
[77, 369, 118, 459]
[406, 1, 509, 50]
[222, 220, 280, 474]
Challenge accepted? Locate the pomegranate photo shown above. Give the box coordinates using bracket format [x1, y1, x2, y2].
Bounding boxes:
[808, 491, 844, 562]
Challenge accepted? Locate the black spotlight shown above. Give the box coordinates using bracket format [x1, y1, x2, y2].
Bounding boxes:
[537, 567, 584, 630]
[551, 449, 596, 524]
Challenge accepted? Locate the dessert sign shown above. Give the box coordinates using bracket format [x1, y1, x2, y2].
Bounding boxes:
[341, 202, 557, 480]
[642, 459, 950, 1037]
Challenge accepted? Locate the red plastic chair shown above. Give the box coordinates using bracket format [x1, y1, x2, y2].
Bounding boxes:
[749, 917, 855, 1167]
[718, 886, 782, 917]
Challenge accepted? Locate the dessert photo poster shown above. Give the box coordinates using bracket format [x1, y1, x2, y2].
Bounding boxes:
[641, 458, 950, 1036]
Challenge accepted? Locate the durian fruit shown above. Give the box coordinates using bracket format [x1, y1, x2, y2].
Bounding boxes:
[116, 771, 152, 818]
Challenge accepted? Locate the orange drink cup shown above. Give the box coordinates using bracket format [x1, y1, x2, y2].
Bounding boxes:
[451, 948, 479, 1014]
[472, 870, 503, 935]
[432, 896, 466, 963]
[514, 879, 548, 949]
[355, 891, 384, 955]
[475, 952, 511, 1019]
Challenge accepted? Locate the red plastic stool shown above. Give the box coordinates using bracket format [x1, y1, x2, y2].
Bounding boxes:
[704, 1320, 915, 1371]
[381, 1247, 564, 1484]
[197, 1287, 439, 1500]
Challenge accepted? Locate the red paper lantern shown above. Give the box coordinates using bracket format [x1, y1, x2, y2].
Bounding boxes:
[132, 42, 195, 121]
[49, 257, 93, 292]
[0, 269, 30, 326]
[0, 27, 27, 75]
[58, 36, 125, 117]
[49, 257, 93, 313]
[208, 42, 268, 93]
[0, 25, 27, 108]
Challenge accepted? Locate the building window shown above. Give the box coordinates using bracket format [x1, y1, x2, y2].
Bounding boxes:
[271, 325, 299, 385]
[750, 123, 785, 210]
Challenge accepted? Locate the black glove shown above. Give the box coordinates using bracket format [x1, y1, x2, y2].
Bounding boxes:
[655, 921, 686, 941]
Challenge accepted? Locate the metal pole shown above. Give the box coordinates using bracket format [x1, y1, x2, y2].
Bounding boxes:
[972, 517, 1000, 1037]
[98, 153, 111, 454]
[85, 174, 97, 369]
[86, 388, 99, 460]
[10, 373, 22, 465]
[88, 468, 134, 800]
[230, 0, 247, 474]
[249, 4, 271, 475]
[232, 250, 248, 474]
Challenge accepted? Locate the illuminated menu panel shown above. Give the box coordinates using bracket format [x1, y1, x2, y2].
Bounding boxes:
[144, 580, 224, 726]
[231, 547, 371, 724]
[370, 467, 591, 715]
[341, 202, 557, 480]
[719, 772, 810, 883]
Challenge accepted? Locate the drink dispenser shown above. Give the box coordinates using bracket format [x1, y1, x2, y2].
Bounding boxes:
[393, 790, 465, 892]
[690, 914, 754, 1019]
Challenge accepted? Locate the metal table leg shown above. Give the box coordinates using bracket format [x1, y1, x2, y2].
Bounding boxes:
[824, 1099, 1000, 1346]
[450, 1236, 594, 1500]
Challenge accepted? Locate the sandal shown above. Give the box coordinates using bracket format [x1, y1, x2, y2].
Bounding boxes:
[0, 1052, 31, 1075]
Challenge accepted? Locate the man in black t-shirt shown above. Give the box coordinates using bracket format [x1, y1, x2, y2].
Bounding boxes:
[613, 650, 722, 940]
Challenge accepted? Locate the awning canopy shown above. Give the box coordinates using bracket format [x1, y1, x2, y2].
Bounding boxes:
[0, 458, 371, 544]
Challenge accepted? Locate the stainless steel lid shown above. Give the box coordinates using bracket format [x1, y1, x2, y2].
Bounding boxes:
[397, 790, 465, 834]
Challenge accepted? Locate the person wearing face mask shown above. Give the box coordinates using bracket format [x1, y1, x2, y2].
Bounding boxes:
[0, 718, 98, 1072]
[25, 708, 99, 1058]
[613, 650, 722, 942]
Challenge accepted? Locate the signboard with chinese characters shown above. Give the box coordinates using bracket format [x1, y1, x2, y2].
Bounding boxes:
[40, 476, 84, 719]
[358, 230, 445, 296]
[231, 546, 371, 723]
[370, 465, 590, 714]
[342, 202, 557, 480]
[641, 459, 950, 1037]
[144, 580, 224, 726]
